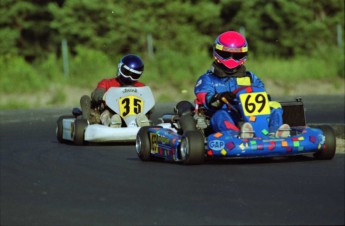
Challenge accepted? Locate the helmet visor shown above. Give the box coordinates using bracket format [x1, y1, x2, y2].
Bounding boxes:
[119, 63, 143, 81]
[215, 49, 247, 61]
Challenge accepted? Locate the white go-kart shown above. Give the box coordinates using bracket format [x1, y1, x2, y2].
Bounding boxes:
[56, 86, 155, 145]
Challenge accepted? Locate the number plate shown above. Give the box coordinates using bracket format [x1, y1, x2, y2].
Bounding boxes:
[118, 96, 144, 118]
[150, 133, 158, 154]
[239, 92, 270, 116]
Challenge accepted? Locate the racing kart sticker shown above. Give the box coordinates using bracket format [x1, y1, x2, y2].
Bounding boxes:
[150, 133, 158, 154]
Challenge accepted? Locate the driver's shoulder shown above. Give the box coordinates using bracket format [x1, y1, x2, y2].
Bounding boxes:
[98, 78, 120, 88]
[245, 71, 255, 77]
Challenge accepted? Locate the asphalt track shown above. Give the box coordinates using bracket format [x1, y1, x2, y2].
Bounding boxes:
[1, 95, 344, 226]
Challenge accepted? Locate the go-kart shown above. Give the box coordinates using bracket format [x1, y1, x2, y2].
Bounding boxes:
[136, 86, 336, 164]
[56, 86, 155, 145]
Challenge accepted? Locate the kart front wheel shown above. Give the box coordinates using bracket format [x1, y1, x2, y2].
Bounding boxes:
[136, 126, 154, 161]
[313, 125, 336, 160]
[74, 118, 88, 145]
[180, 131, 205, 165]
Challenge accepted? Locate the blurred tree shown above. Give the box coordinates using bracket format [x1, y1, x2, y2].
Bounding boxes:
[49, 0, 221, 59]
[1, 0, 343, 61]
[0, 0, 62, 61]
[220, 0, 344, 57]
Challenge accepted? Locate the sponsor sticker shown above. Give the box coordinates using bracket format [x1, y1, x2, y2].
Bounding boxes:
[209, 140, 225, 151]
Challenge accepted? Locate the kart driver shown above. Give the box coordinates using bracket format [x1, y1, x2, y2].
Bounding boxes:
[194, 31, 290, 138]
[80, 54, 150, 127]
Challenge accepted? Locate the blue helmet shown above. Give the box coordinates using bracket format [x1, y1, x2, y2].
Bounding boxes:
[117, 54, 144, 84]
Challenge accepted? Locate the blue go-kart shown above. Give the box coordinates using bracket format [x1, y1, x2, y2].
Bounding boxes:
[136, 86, 336, 165]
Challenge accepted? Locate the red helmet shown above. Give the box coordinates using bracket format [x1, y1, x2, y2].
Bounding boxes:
[213, 31, 248, 71]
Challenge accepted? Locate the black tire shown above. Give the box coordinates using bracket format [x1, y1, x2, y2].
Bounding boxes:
[136, 126, 153, 161]
[179, 114, 197, 134]
[74, 118, 88, 145]
[181, 131, 205, 165]
[175, 101, 194, 116]
[313, 125, 336, 160]
[56, 115, 74, 143]
[136, 126, 162, 161]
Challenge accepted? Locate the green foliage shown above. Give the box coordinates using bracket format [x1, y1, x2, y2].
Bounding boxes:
[1, 0, 343, 61]
[146, 49, 210, 86]
[0, 55, 45, 92]
[220, 0, 344, 57]
[48, 88, 66, 105]
[0, 0, 344, 109]
[0, 100, 31, 110]
[336, 52, 345, 78]
[0, 0, 58, 61]
[68, 46, 115, 88]
[0, 28, 20, 56]
[48, 0, 219, 60]
[246, 44, 344, 81]
[34, 53, 63, 81]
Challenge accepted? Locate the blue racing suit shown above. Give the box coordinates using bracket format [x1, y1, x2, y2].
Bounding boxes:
[194, 69, 283, 136]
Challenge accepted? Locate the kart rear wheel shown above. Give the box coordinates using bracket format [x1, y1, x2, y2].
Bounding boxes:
[56, 115, 74, 143]
[175, 101, 194, 116]
[181, 131, 205, 165]
[313, 125, 336, 160]
[136, 126, 154, 161]
[74, 118, 88, 145]
[179, 114, 197, 134]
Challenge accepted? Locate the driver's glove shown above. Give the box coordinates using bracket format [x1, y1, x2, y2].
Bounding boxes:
[207, 92, 235, 109]
[219, 92, 236, 104]
[91, 88, 106, 105]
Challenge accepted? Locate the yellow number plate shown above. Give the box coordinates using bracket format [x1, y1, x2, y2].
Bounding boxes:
[239, 92, 270, 116]
[118, 96, 143, 118]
